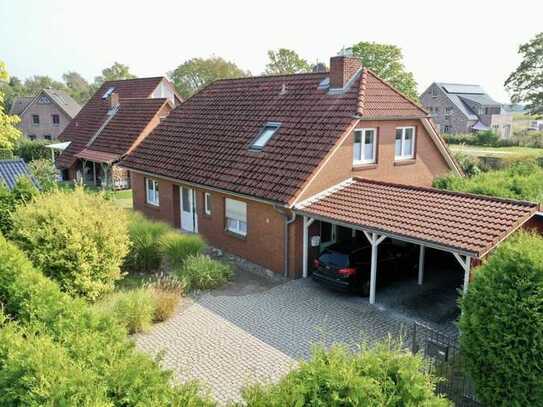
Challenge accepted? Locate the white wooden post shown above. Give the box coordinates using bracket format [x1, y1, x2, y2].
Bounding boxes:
[92, 162, 97, 186]
[418, 245, 425, 285]
[302, 216, 315, 278]
[453, 253, 472, 295]
[463, 256, 471, 295]
[363, 231, 386, 305]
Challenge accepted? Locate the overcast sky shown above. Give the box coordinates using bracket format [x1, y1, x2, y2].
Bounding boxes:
[1, 0, 541, 103]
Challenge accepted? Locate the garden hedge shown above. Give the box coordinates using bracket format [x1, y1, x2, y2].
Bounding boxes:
[0, 234, 215, 406]
[459, 232, 543, 406]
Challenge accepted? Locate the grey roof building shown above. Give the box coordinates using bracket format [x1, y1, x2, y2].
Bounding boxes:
[0, 159, 38, 190]
[9, 88, 81, 142]
[421, 82, 513, 137]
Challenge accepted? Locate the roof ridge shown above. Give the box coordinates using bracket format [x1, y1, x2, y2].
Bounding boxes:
[363, 68, 428, 116]
[214, 71, 328, 83]
[352, 177, 538, 207]
[0, 158, 25, 163]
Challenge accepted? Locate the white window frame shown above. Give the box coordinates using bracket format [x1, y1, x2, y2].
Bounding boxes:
[353, 128, 377, 165]
[204, 192, 212, 215]
[395, 126, 416, 161]
[225, 198, 247, 236]
[145, 178, 160, 206]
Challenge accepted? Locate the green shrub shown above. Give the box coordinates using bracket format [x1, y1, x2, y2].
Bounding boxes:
[160, 230, 205, 266]
[474, 130, 499, 146]
[453, 151, 481, 176]
[175, 254, 233, 291]
[433, 160, 543, 204]
[29, 158, 58, 191]
[97, 288, 156, 334]
[0, 233, 215, 406]
[239, 340, 450, 406]
[125, 212, 170, 273]
[459, 232, 543, 406]
[10, 187, 130, 301]
[0, 317, 109, 405]
[0, 147, 13, 159]
[13, 138, 51, 162]
[0, 176, 38, 235]
[442, 133, 477, 145]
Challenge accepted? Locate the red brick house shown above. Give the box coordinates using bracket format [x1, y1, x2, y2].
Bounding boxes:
[55, 77, 181, 188]
[120, 55, 540, 303]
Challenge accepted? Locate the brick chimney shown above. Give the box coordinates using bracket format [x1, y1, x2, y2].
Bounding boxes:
[109, 92, 120, 109]
[329, 53, 362, 89]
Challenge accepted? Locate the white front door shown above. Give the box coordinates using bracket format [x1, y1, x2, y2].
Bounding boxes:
[180, 187, 196, 232]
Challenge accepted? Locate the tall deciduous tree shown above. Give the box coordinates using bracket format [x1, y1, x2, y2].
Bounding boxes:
[505, 32, 543, 116]
[22, 75, 69, 96]
[0, 61, 22, 150]
[351, 42, 419, 100]
[169, 57, 250, 99]
[62, 71, 92, 104]
[265, 49, 311, 75]
[94, 62, 136, 87]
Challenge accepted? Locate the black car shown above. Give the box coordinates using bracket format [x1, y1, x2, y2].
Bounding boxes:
[311, 239, 418, 296]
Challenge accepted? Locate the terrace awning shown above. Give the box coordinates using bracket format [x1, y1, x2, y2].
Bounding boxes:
[75, 149, 120, 164]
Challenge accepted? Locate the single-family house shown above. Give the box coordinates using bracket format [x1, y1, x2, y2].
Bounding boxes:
[421, 83, 513, 137]
[120, 55, 541, 304]
[55, 77, 181, 189]
[9, 89, 81, 141]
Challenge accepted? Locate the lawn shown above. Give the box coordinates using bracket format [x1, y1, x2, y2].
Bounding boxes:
[112, 189, 133, 209]
[449, 144, 543, 159]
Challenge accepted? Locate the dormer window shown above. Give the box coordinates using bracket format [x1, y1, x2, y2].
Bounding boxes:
[102, 87, 115, 100]
[250, 122, 280, 150]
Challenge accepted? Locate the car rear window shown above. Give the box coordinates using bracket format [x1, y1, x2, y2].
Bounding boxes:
[319, 251, 349, 268]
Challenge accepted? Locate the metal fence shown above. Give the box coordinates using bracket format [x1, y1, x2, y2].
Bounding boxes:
[409, 322, 482, 407]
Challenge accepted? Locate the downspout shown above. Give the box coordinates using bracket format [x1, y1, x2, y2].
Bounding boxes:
[274, 205, 297, 278]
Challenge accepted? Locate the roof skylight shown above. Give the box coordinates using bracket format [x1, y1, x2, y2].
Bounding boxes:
[101, 87, 115, 99]
[250, 122, 280, 150]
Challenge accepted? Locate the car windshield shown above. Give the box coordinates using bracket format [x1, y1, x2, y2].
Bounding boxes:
[319, 251, 349, 268]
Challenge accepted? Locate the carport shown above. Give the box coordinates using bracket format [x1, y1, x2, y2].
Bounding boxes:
[295, 178, 539, 304]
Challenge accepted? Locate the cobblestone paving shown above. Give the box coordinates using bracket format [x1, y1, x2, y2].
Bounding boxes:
[135, 276, 458, 404]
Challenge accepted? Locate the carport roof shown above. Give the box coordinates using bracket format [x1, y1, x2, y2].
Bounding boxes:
[295, 178, 539, 258]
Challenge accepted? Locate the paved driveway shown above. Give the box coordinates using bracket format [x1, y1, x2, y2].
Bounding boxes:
[135, 269, 459, 404]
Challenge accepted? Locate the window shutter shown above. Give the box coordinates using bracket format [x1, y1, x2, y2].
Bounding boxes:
[225, 198, 247, 221]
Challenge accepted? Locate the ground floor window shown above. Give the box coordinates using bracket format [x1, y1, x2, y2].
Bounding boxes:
[225, 198, 247, 236]
[146, 178, 160, 206]
[204, 192, 212, 215]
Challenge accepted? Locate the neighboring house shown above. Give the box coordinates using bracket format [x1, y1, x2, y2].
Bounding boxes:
[9, 89, 81, 141]
[421, 83, 513, 137]
[55, 77, 181, 189]
[0, 159, 38, 190]
[120, 54, 541, 305]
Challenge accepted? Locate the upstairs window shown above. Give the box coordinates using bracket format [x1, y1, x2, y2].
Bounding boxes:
[353, 128, 377, 165]
[145, 178, 160, 206]
[395, 127, 415, 160]
[225, 198, 247, 236]
[32, 114, 40, 126]
[250, 122, 280, 150]
[52, 114, 60, 126]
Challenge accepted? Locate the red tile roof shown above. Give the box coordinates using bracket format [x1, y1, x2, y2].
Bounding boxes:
[75, 149, 120, 164]
[56, 77, 165, 168]
[296, 178, 539, 257]
[121, 68, 436, 204]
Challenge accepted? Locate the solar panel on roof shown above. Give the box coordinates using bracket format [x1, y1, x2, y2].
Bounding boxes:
[102, 87, 115, 99]
[442, 84, 484, 94]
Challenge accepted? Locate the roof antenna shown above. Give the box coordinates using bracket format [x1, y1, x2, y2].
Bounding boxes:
[280, 83, 287, 95]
